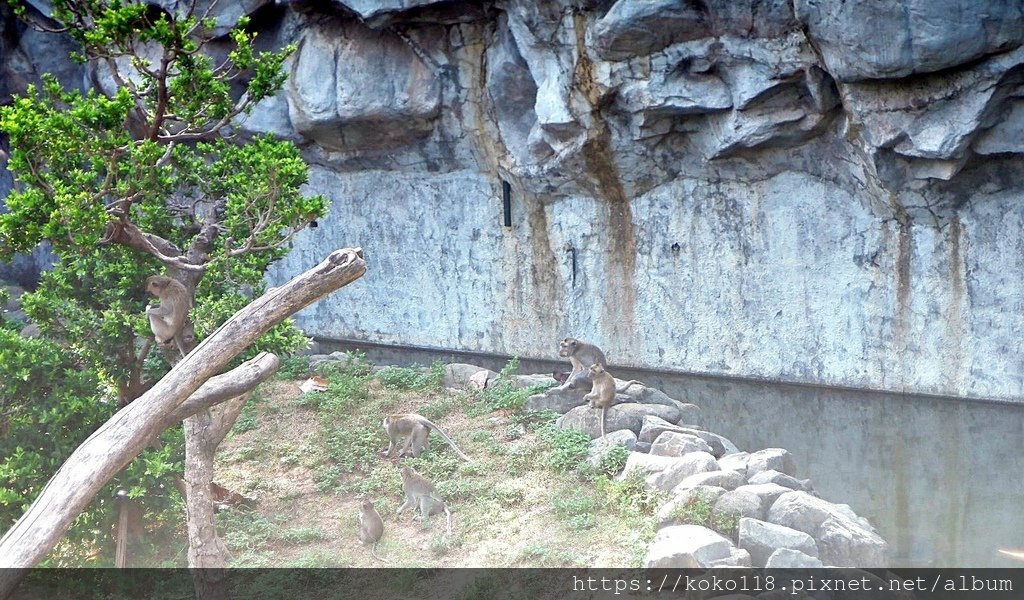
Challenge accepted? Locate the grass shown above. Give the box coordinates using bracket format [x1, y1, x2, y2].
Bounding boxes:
[210, 357, 661, 567]
[666, 487, 741, 537]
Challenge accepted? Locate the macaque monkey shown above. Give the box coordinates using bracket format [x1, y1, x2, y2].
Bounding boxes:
[358, 499, 388, 562]
[145, 275, 191, 358]
[584, 363, 616, 437]
[382, 413, 471, 461]
[556, 337, 608, 391]
[398, 465, 451, 536]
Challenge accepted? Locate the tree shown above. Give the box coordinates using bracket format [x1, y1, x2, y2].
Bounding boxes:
[0, 0, 330, 574]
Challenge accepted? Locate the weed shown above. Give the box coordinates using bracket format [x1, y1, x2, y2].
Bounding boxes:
[429, 532, 455, 557]
[233, 392, 263, 434]
[218, 509, 277, 552]
[599, 445, 630, 476]
[281, 549, 347, 567]
[470, 358, 533, 413]
[596, 473, 666, 518]
[712, 510, 742, 540]
[667, 488, 723, 531]
[536, 424, 592, 472]
[312, 465, 342, 492]
[420, 395, 459, 421]
[277, 355, 311, 379]
[552, 489, 598, 531]
[376, 365, 429, 391]
[277, 526, 325, 545]
[323, 424, 380, 472]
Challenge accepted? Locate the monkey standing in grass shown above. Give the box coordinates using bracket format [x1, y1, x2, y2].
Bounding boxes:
[397, 465, 452, 536]
[382, 413, 471, 461]
[357, 499, 388, 562]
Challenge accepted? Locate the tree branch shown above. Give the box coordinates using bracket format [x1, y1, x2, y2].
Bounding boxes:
[0, 248, 366, 591]
[159, 352, 279, 430]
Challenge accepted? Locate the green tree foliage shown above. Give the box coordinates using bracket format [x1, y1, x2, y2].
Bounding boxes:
[0, 0, 328, 562]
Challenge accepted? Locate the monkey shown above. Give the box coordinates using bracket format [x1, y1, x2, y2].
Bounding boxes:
[583, 363, 617, 438]
[382, 413, 471, 461]
[556, 337, 608, 391]
[144, 275, 191, 358]
[397, 465, 451, 536]
[357, 499, 388, 562]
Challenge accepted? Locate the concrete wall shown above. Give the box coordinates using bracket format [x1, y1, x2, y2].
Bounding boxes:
[269, 155, 1024, 401]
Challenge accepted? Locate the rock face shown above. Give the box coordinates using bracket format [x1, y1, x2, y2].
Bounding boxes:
[4, 0, 1024, 401]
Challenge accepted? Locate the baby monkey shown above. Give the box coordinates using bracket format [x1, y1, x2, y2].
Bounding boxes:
[145, 275, 192, 358]
[584, 363, 616, 437]
[357, 499, 388, 562]
[398, 465, 452, 536]
[557, 337, 608, 391]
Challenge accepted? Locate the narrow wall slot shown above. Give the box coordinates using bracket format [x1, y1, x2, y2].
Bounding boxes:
[502, 180, 512, 228]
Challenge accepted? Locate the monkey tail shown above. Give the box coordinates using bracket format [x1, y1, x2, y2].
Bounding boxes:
[620, 380, 642, 391]
[370, 542, 390, 563]
[423, 419, 472, 462]
[600, 406, 606, 438]
[443, 505, 452, 538]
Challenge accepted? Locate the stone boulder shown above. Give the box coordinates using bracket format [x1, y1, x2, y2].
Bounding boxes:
[646, 452, 719, 492]
[747, 469, 813, 492]
[644, 525, 735, 568]
[746, 448, 797, 478]
[512, 373, 558, 389]
[734, 483, 792, 515]
[650, 431, 714, 457]
[638, 416, 734, 456]
[587, 430, 638, 470]
[768, 492, 888, 567]
[713, 489, 765, 522]
[524, 385, 586, 414]
[765, 548, 824, 568]
[619, 452, 679, 480]
[738, 517, 818, 567]
[719, 452, 751, 475]
[557, 403, 681, 438]
[442, 363, 498, 389]
[638, 415, 688, 443]
[671, 469, 744, 494]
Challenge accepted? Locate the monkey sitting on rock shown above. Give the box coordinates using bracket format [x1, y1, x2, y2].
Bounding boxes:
[556, 337, 607, 391]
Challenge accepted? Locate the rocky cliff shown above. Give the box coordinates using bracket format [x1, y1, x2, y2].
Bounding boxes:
[3, 0, 1024, 400]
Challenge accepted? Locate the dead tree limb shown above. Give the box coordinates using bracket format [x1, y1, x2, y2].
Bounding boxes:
[0, 248, 365, 595]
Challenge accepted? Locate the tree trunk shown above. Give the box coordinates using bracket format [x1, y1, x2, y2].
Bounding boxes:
[0, 248, 365, 597]
[184, 391, 247, 600]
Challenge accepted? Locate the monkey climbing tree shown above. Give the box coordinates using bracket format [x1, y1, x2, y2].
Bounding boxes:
[0, 0, 339, 593]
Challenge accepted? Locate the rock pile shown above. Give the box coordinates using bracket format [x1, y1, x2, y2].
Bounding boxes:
[523, 370, 889, 569]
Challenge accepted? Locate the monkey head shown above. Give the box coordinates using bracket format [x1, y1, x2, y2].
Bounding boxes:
[558, 337, 579, 357]
[361, 499, 375, 511]
[588, 363, 605, 377]
[145, 275, 178, 297]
